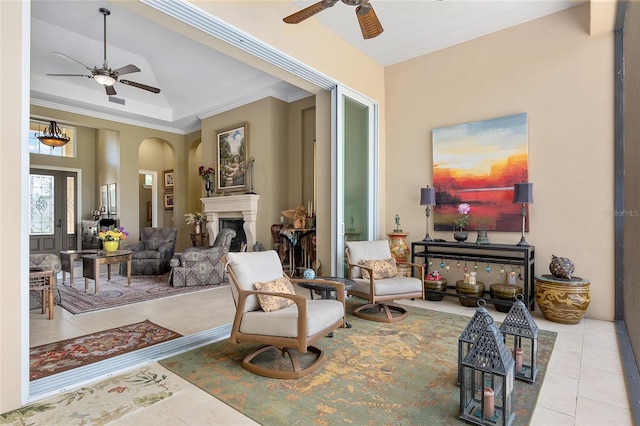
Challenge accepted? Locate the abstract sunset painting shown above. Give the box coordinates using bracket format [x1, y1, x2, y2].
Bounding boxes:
[432, 113, 529, 232]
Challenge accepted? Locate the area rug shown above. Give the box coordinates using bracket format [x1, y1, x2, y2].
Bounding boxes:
[160, 303, 556, 425]
[30, 320, 182, 380]
[57, 272, 227, 314]
[1, 366, 182, 425]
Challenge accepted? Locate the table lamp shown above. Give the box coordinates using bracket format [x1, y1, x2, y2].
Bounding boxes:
[420, 186, 436, 241]
[513, 182, 533, 246]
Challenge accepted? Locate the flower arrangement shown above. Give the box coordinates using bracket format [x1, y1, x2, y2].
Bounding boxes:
[184, 212, 204, 225]
[198, 166, 215, 181]
[98, 226, 128, 242]
[453, 203, 471, 230]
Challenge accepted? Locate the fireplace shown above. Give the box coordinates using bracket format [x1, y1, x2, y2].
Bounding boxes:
[219, 218, 247, 252]
[201, 194, 260, 250]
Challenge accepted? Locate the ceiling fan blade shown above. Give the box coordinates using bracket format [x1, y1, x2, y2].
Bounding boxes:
[113, 64, 140, 76]
[53, 52, 93, 71]
[46, 73, 92, 78]
[356, 2, 384, 39]
[105, 85, 117, 96]
[283, 0, 338, 24]
[120, 79, 161, 94]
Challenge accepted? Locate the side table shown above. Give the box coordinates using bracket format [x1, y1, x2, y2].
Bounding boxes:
[298, 277, 355, 329]
[191, 233, 209, 247]
[29, 269, 55, 320]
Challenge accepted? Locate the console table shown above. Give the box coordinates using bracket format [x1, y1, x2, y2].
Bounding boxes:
[411, 241, 536, 311]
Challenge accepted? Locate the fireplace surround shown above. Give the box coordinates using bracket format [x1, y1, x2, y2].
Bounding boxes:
[201, 194, 260, 250]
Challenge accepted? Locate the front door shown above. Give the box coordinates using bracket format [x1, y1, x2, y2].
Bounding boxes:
[29, 168, 78, 254]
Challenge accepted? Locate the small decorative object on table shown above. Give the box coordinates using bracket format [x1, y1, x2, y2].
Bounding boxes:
[303, 268, 316, 280]
[475, 224, 490, 245]
[198, 165, 215, 197]
[281, 205, 308, 229]
[535, 254, 590, 324]
[424, 270, 447, 301]
[453, 203, 470, 242]
[98, 226, 128, 252]
[185, 212, 204, 233]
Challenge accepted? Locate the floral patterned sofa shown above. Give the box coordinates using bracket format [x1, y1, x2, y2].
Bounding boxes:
[29, 253, 62, 310]
[119, 227, 177, 276]
[170, 228, 236, 287]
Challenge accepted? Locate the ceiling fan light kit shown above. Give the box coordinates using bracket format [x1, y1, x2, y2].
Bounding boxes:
[37, 121, 70, 147]
[46, 8, 161, 97]
[283, 0, 383, 40]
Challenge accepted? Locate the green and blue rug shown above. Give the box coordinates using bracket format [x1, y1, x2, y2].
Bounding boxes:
[160, 303, 556, 425]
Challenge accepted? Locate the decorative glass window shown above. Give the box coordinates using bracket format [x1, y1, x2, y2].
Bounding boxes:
[28, 119, 76, 158]
[30, 174, 55, 235]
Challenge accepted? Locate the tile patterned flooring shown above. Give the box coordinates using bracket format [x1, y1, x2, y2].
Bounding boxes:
[26, 278, 633, 425]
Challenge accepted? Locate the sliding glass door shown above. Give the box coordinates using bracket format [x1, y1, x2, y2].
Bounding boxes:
[333, 86, 379, 276]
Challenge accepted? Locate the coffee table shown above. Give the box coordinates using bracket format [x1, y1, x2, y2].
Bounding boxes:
[82, 250, 132, 294]
[60, 250, 99, 285]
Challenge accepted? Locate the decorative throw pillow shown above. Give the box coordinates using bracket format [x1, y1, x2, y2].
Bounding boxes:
[549, 254, 575, 279]
[359, 258, 398, 280]
[254, 277, 296, 312]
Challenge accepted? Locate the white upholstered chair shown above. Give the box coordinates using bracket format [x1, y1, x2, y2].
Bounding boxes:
[225, 250, 346, 379]
[345, 240, 424, 323]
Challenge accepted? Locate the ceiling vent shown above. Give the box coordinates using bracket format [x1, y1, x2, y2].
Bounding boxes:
[108, 96, 125, 105]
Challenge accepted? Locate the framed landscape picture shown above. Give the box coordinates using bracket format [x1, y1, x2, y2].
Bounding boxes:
[216, 122, 248, 192]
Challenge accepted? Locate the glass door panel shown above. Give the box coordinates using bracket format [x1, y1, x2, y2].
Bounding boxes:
[333, 86, 378, 276]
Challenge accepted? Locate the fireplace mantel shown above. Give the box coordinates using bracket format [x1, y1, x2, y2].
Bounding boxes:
[201, 194, 260, 250]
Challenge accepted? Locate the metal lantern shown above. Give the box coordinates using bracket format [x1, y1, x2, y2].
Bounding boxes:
[460, 316, 515, 426]
[458, 299, 491, 384]
[499, 294, 539, 383]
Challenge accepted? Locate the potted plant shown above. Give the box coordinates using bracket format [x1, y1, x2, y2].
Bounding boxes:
[98, 226, 128, 252]
[453, 203, 471, 242]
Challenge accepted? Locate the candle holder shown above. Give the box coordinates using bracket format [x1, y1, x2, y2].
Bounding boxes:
[460, 315, 515, 426]
[458, 299, 491, 384]
[499, 294, 539, 383]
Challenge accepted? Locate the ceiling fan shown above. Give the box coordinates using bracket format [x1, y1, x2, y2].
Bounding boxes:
[46, 8, 161, 96]
[283, 0, 384, 40]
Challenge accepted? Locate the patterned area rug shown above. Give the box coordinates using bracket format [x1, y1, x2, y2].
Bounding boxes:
[30, 320, 182, 380]
[1, 366, 182, 425]
[57, 272, 227, 314]
[160, 303, 556, 425]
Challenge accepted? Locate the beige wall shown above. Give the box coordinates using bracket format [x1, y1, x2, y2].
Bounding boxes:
[385, 4, 614, 321]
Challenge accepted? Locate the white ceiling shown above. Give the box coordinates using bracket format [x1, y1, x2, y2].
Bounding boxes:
[30, 0, 582, 134]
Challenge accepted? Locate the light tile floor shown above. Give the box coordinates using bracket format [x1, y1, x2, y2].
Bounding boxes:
[27, 281, 633, 425]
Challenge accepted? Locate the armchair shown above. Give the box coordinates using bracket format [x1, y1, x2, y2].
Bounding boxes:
[345, 240, 424, 323]
[170, 228, 236, 287]
[119, 227, 177, 275]
[225, 250, 346, 379]
[29, 253, 61, 310]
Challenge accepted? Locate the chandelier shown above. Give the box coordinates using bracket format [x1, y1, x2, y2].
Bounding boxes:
[36, 121, 70, 147]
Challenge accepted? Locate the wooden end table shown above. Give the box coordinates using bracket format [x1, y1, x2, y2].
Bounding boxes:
[29, 269, 55, 320]
[82, 250, 132, 294]
[60, 249, 99, 285]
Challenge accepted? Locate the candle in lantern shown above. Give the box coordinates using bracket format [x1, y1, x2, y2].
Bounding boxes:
[483, 387, 495, 418]
[516, 348, 523, 373]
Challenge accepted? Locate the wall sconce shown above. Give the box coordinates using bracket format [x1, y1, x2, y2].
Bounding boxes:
[512, 182, 533, 246]
[499, 295, 539, 383]
[420, 186, 436, 242]
[460, 316, 516, 426]
[36, 120, 70, 147]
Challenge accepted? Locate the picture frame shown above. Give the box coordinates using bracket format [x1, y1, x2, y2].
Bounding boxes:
[107, 183, 117, 215]
[100, 185, 108, 212]
[164, 192, 174, 210]
[216, 122, 248, 192]
[163, 169, 174, 189]
[432, 113, 528, 232]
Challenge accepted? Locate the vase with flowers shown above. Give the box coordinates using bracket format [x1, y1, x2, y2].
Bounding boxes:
[453, 203, 471, 242]
[98, 226, 128, 252]
[185, 212, 204, 234]
[198, 166, 215, 197]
